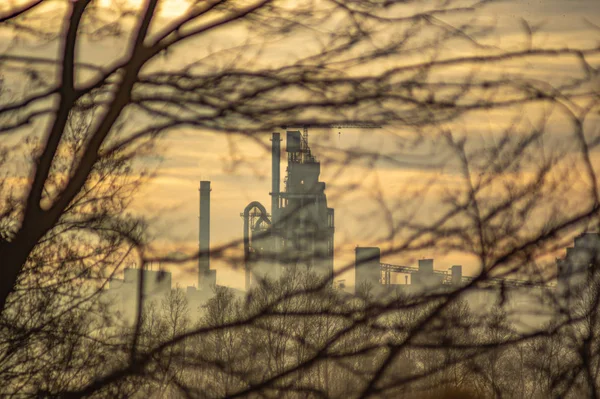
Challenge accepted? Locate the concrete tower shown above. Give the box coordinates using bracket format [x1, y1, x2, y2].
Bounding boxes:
[199, 181, 216, 290]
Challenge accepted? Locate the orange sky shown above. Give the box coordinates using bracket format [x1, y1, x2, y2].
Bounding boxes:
[2, 0, 599, 290]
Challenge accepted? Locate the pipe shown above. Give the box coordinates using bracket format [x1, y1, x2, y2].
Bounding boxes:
[199, 181, 211, 289]
[243, 201, 270, 291]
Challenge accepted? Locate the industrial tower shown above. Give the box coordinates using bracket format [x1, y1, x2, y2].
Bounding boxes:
[243, 131, 335, 289]
[199, 181, 216, 290]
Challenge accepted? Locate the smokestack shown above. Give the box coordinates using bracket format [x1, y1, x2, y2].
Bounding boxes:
[199, 181, 211, 289]
[271, 132, 281, 224]
[271, 132, 281, 280]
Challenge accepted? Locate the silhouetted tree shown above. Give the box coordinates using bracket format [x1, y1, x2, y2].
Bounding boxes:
[1, 0, 600, 397]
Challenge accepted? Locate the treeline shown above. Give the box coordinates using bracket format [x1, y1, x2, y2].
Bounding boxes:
[17, 266, 592, 398]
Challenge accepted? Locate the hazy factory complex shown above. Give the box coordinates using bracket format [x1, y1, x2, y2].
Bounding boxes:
[242, 130, 335, 289]
[106, 129, 599, 322]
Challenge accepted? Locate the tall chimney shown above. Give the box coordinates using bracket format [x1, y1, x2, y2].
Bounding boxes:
[271, 133, 281, 280]
[270, 132, 281, 224]
[199, 181, 211, 289]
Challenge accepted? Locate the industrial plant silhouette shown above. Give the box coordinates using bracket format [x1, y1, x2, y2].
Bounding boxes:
[106, 129, 595, 322]
[242, 130, 334, 290]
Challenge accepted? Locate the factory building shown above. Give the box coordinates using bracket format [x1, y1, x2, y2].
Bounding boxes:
[105, 179, 220, 320]
[105, 265, 173, 322]
[557, 232, 600, 289]
[242, 131, 335, 289]
[353, 234, 600, 307]
[103, 128, 338, 319]
[556, 232, 600, 308]
[354, 246, 556, 330]
[355, 247, 464, 294]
